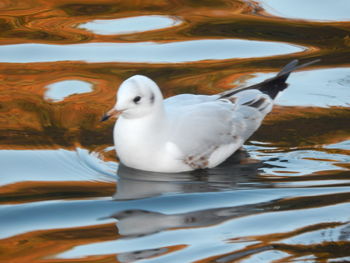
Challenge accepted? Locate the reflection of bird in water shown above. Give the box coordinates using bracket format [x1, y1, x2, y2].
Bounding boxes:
[108, 151, 271, 238]
[105, 152, 274, 263]
[117, 247, 169, 263]
[101, 59, 319, 172]
[114, 150, 264, 200]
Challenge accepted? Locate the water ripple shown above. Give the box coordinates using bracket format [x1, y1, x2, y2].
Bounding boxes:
[0, 148, 116, 186]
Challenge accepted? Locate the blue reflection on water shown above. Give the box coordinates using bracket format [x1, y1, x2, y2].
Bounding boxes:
[0, 40, 304, 63]
[45, 80, 93, 102]
[259, 0, 350, 21]
[0, 148, 116, 186]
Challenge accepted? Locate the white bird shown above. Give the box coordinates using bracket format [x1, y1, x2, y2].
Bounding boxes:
[102, 59, 318, 173]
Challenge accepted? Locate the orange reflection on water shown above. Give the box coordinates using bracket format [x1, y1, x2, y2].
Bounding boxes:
[0, 181, 115, 204]
[0, 223, 118, 263]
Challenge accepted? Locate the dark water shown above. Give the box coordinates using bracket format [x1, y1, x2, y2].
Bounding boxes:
[1, 0, 350, 262]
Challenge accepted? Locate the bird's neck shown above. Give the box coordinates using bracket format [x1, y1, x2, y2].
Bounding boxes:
[117, 104, 167, 138]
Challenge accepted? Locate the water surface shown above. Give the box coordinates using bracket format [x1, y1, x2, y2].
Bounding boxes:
[0, 0, 350, 262]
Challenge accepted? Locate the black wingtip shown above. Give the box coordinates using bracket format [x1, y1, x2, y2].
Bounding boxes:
[277, 58, 321, 78]
[100, 114, 110, 122]
[218, 58, 321, 100]
[277, 59, 299, 77]
[261, 58, 321, 99]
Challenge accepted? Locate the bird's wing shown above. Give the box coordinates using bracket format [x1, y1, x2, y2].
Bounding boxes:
[232, 89, 273, 140]
[166, 90, 273, 167]
[163, 59, 320, 168]
[164, 93, 219, 107]
[165, 100, 237, 163]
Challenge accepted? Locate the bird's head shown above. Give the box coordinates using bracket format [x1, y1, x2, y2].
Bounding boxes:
[101, 75, 163, 121]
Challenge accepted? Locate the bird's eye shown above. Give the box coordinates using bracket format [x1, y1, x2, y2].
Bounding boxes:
[133, 96, 141, 104]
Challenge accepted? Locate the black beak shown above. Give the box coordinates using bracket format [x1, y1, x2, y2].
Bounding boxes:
[100, 113, 111, 122]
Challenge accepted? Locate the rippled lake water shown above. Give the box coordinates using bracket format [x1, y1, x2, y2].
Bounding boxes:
[1, 0, 350, 262]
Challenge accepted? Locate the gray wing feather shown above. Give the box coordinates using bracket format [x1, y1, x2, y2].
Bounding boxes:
[167, 100, 238, 157]
[166, 93, 271, 158]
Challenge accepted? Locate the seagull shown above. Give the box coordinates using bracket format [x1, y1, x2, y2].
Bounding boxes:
[101, 59, 319, 173]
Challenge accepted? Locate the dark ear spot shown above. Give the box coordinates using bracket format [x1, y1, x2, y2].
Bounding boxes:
[150, 93, 155, 104]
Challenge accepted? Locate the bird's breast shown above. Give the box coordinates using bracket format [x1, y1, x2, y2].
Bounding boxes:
[113, 117, 191, 172]
[113, 117, 165, 170]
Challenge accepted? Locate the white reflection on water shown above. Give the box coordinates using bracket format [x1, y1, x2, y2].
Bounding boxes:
[258, 0, 350, 22]
[78, 15, 182, 35]
[240, 67, 350, 107]
[0, 40, 304, 63]
[44, 80, 93, 102]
